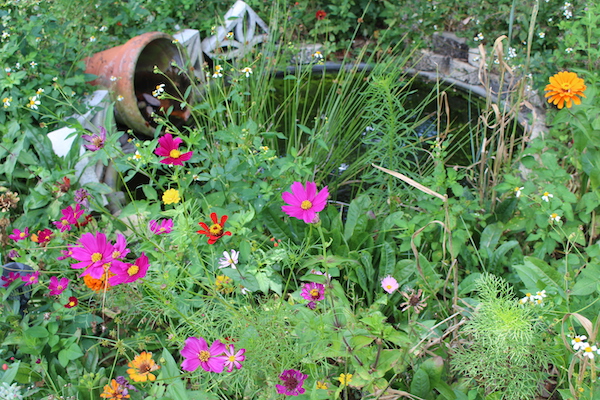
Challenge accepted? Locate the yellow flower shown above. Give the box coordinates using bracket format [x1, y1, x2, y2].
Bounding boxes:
[215, 275, 234, 294]
[100, 379, 130, 399]
[127, 351, 160, 382]
[544, 71, 586, 109]
[162, 188, 180, 205]
[316, 380, 328, 389]
[338, 373, 352, 386]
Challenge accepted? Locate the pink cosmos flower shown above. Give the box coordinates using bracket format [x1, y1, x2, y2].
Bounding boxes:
[21, 271, 40, 286]
[82, 126, 106, 151]
[48, 276, 70, 296]
[148, 219, 173, 234]
[223, 344, 246, 372]
[1, 272, 21, 288]
[301, 282, 325, 302]
[8, 227, 29, 241]
[111, 234, 130, 260]
[109, 253, 149, 286]
[154, 133, 193, 165]
[276, 369, 308, 396]
[69, 232, 115, 279]
[180, 337, 227, 373]
[57, 249, 73, 261]
[53, 204, 84, 232]
[381, 275, 399, 294]
[281, 182, 329, 224]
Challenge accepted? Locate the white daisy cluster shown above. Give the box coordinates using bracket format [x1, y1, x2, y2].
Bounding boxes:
[519, 290, 546, 305]
[571, 335, 600, 359]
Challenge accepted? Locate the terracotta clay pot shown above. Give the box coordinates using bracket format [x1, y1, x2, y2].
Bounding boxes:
[85, 31, 192, 136]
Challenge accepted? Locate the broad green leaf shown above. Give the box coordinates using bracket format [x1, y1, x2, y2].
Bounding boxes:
[410, 368, 431, 400]
[512, 257, 564, 297]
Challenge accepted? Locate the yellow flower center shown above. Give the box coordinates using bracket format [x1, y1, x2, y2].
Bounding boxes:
[209, 223, 223, 236]
[169, 149, 181, 158]
[310, 288, 319, 297]
[228, 355, 236, 362]
[19, 232, 26, 238]
[112, 251, 121, 259]
[92, 136, 103, 147]
[127, 265, 140, 276]
[91, 253, 103, 262]
[301, 200, 312, 210]
[69, 301, 75, 307]
[198, 350, 211, 362]
[61, 220, 69, 226]
[386, 285, 392, 289]
[575, 337, 582, 343]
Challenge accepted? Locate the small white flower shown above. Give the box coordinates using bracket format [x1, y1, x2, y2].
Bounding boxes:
[152, 83, 165, 97]
[226, 31, 234, 40]
[541, 191, 553, 202]
[99, 25, 108, 32]
[312, 51, 324, 60]
[519, 293, 533, 304]
[534, 290, 546, 299]
[2, 97, 11, 108]
[218, 250, 239, 269]
[1, 31, 9, 40]
[133, 150, 142, 161]
[550, 213, 561, 223]
[117, 95, 124, 101]
[26, 95, 40, 110]
[36, 88, 44, 95]
[212, 65, 223, 78]
[89, 36, 96, 42]
[572, 335, 588, 351]
[241, 287, 251, 295]
[4, 67, 11, 73]
[241, 67, 253, 77]
[539, 32, 545, 39]
[110, 76, 118, 82]
[507, 47, 517, 59]
[583, 344, 597, 359]
[514, 186, 524, 198]
[474, 32, 484, 42]
[29, 61, 37, 68]
[566, 47, 573, 53]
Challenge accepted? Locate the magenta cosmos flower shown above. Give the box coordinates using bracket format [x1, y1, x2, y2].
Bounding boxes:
[53, 204, 84, 232]
[8, 227, 29, 241]
[149, 219, 173, 235]
[223, 344, 246, 372]
[48, 276, 70, 296]
[180, 337, 227, 373]
[69, 232, 115, 279]
[82, 127, 106, 151]
[381, 275, 399, 294]
[154, 133, 193, 165]
[21, 271, 40, 286]
[109, 253, 149, 286]
[276, 369, 308, 396]
[281, 182, 329, 224]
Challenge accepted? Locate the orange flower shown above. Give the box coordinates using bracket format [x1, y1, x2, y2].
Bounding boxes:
[127, 351, 160, 382]
[100, 379, 130, 399]
[544, 71, 586, 109]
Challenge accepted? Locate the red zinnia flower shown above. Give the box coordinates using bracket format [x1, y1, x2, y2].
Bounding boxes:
[154, 133, 193, 166]
[197, 213, 232, 244]
[315, 10, 327, 20]
[64, 296, 78, 308]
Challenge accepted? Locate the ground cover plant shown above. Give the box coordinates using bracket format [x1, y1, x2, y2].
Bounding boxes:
[2, 0, 600, 399]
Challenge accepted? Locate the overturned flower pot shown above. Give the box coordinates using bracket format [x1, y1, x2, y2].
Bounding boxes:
[85, 31, 194, 136]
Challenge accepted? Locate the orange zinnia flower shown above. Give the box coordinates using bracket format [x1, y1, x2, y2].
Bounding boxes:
[544, 71, 586, 109]
[127, 351, 160, 382]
